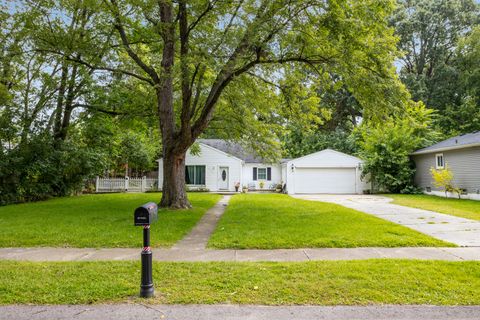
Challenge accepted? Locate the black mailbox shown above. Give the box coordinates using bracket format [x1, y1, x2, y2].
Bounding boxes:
[134, 202, 158, 226]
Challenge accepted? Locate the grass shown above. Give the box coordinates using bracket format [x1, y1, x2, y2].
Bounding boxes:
[1, 260, 480, 305]
[208, 194, 452, 249]
[388, 194, 480, 221]
[0, 193, 221, 248]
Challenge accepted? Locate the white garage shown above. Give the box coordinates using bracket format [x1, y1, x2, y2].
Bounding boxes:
[283, 149, 369, 194]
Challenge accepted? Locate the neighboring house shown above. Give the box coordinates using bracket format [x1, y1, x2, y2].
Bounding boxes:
[411, 131, 480, 200]
[157, 139, 369, 194]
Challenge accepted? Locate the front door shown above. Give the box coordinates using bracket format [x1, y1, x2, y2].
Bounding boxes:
[219, 167, 229, 190]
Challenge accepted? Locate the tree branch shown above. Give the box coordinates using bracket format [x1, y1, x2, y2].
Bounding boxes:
[73, 103, 154, 117]
[110, 0, 160, 83]
[187, 0, 218, 35]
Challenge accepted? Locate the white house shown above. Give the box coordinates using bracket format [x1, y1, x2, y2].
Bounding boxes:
[157, 139, 369, 194]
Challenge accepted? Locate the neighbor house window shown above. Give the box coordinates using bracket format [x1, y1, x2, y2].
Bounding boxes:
[435, 153, 444, 169]
[185, 165, 206, 185]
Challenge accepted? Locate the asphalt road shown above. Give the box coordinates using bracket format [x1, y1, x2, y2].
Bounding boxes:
[1, 304, 480, 320]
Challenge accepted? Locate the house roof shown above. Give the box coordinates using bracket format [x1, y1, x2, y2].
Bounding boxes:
[197, 139, 266, 163]
[412, 131, 480, 155]
[288, 148, 362, 164]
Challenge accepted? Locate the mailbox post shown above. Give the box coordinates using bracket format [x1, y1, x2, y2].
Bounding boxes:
[134, 202, 158, 298]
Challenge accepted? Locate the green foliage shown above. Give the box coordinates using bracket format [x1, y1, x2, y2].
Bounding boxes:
[280, 77, 362, 158]
[458, 26, 480, 102]
[357, 102, 439, 193]
[80, 113, 160, 176]
[0, 135, 103, 205]
[0, 3, 160, 205]
[202, 74, 284, 162]
[392, 0, 480, 136]
[430, 164, 461, 198]
[50, 0, 406, 162]
[430, 164, 454, 190]
[282, 128, 357, 158]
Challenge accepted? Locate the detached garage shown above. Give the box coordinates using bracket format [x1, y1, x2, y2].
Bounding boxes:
[283, 149, 369, 194]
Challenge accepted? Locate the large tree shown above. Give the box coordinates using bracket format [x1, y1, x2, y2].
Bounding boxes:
[392, 0, 479, 135]
[38, 0, 406, 208]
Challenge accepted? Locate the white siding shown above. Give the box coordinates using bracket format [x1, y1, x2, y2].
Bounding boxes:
[158, 146, 370, 194]
[281, 164, 287, 185]
[286, 149, 369, 194]
[158, 143, 243, 191]
[294, 168, 357, 194]
[242, 163, 282, 190]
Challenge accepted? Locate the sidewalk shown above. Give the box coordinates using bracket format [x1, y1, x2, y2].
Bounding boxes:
[1, 246, 480, 262]
[172, 195, 230, 250]
[1, 304, 480, 320]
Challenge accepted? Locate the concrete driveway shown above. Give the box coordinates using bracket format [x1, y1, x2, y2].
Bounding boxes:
[292, 194, 480, 247]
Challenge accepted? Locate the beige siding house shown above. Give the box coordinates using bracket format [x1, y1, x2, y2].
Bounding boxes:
[411, 131, 480, 200]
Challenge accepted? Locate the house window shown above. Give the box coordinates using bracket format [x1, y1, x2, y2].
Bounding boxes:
[257, 168, 267, 180]
[253, 167, 272, 181]
[435, 153, 444, 169]
[185, 165, 206, 185]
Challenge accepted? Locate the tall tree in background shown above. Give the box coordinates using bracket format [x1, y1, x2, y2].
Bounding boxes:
[281, 78, 362, 158]
[54, 0, 406, 208]
[442, 26, 480, 134]
[392, 0, 479, 135]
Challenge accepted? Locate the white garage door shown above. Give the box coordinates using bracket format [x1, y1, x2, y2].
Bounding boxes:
[294, 168, 356, 194]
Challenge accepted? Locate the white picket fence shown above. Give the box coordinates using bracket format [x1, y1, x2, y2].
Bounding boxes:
[95, 176, 158, 193]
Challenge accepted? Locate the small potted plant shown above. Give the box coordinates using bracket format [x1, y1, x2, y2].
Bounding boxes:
[235, 182, 240, 192]
[259, 181, 265, 189]
[242, 185, 248, 193]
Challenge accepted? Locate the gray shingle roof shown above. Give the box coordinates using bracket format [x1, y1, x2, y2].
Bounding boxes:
[197, 139, 265, 163]
[412, 131, 480, 155]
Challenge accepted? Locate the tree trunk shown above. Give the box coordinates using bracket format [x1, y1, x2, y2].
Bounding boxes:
[160, 149, 191, 209]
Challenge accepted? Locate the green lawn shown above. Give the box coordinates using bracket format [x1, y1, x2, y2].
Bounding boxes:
[0, 193, 221, 248]
[208, 194, 452, 249]
[388, 194, 480, 221]
[1, 260, 480, 305]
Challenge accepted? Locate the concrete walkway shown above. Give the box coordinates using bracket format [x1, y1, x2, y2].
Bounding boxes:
[2, 247, 480, 261]
[172, 195, 231, 250]
[293, 194, 480, 247]
[2, 304, 480, 320]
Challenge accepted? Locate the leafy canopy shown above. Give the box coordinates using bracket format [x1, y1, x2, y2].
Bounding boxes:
[45, 0, 408, 156]
[357, 101, 439, 193]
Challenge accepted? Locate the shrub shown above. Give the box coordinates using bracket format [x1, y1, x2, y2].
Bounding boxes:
[430, 164, 461, 198]
[357, 101, 439, 193]
[0, 135, 104, 205]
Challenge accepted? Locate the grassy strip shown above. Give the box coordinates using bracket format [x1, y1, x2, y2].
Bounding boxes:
[388, 194, 480, 221]
[1, 260, 480, 305]
[0, 193, 221, 248]
[208, 194, 452, 249]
